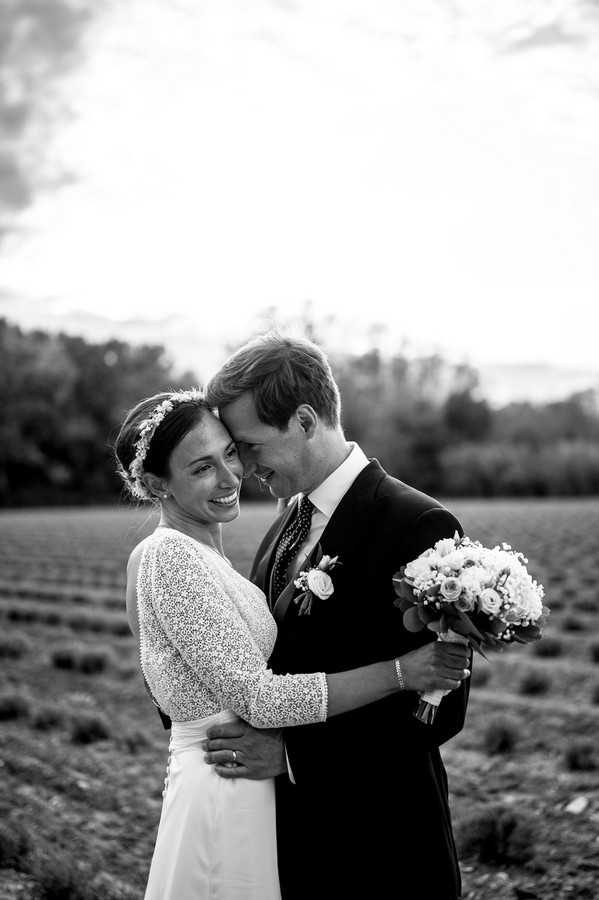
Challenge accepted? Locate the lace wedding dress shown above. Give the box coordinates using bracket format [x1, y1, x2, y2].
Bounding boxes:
[137, 527, 328, 900]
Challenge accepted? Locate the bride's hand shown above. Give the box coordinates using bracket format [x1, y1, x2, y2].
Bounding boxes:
[398, 642, 470, 693]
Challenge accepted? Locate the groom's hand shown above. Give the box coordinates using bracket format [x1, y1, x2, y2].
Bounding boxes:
[203, 720, 287, 779]
[399, 641, 471, 693]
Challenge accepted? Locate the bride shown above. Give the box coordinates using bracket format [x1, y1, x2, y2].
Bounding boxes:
[114, 389, 470, 900]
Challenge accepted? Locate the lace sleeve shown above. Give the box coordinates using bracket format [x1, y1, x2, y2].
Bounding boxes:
[148, 532, 327, 729]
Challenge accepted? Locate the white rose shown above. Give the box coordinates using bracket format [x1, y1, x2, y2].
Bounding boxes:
[306, 569, 335, 600]
[460, 568, 485, 593]
[508, 600, 528, 622]
[441, 551, 464, 570]
[405, 559, 431, 582]
[510, 591, 541, 622]
[435, 538, 457, 557]
[479, 588, 502, 616]
[440, 577, 462, 601]
[526, 593, 543, 621]
[456, 593, 475, 612]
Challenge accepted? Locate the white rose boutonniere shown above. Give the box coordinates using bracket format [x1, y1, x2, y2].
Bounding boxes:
[306, 568, 335, 599]
[294, 552, 340, 616]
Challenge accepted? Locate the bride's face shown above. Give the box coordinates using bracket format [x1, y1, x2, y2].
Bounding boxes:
[163, 413, 243, 525]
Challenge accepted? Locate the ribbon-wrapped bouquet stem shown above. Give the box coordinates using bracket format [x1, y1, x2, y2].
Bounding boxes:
[393, 533, 549, 724]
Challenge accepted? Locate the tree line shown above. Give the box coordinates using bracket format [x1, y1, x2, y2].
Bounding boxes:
[0, 319, 196, 505]
[332, 348, 599, 498]
[1, 317, 598, 506]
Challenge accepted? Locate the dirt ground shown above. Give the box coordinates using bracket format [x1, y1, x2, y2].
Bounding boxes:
[0, 500, 598, 899]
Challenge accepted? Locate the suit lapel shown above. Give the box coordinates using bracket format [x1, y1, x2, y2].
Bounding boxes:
[275, 460, 387, 625]
[318, 459, 385, 560]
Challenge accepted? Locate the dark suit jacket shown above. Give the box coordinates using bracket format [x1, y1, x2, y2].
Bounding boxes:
[251, 460, 470, 900]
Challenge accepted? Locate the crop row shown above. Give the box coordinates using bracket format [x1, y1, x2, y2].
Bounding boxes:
[0, 602, 131, 636]
[0, 582, 123, 609]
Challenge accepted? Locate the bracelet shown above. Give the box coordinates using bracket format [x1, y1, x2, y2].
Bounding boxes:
[394, 657, 406, 690]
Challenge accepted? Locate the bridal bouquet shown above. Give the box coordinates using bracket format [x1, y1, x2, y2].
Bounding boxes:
[393, 533, 548, 724]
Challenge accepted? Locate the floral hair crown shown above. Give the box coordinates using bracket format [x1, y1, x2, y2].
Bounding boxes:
[125, 389, 205, 500]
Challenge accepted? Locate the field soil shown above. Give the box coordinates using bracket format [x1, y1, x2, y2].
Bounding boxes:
[0, 500, 598, 899]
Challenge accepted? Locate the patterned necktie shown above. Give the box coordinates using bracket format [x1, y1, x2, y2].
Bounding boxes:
[270, 495, 315, 604]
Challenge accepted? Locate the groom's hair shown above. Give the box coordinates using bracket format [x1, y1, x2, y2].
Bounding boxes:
[206, 332, 341, 429]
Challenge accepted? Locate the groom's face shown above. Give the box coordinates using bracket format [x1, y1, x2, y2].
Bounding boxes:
[220, 391, 312, 499]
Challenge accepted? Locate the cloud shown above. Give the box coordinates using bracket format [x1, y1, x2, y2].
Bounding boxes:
[502, 22, 587, 53]
[267, 0, 300, 12]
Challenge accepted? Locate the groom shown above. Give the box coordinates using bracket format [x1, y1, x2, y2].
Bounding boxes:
[204, 334, 470, 900]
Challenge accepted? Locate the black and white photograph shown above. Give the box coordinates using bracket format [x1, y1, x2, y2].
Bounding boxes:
[1, 2, 598, 898]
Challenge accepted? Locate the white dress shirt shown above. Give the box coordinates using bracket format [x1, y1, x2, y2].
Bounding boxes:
[290, 442, 370, 578]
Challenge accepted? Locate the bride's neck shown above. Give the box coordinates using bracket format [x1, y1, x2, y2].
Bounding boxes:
[158, 508, 224, 555]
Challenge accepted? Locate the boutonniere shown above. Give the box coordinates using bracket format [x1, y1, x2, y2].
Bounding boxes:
[293, 552, 341, 616]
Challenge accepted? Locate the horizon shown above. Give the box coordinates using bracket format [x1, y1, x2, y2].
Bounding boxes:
[1, 303, 597, 408]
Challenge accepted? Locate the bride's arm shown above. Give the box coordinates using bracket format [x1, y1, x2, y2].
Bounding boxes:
[149, 533, 325, 728]
[149, 533, 468, 729]
[325, 643, 468, 717]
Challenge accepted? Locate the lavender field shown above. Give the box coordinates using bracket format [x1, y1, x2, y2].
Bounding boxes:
[1, 501, 598, 899]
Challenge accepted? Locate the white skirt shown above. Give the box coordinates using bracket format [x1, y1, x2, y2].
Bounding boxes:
[144, 710, 281, 900]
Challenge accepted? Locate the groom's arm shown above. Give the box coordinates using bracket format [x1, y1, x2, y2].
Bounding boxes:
[203, 720, 287, 779]
[143, 677, 172, 730]
[281, 506, 471, 784]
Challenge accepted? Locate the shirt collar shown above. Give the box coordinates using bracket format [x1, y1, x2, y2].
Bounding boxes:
[305, 443, 369, 519]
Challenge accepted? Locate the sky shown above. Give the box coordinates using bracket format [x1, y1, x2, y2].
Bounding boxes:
[1, 0, 598, 383]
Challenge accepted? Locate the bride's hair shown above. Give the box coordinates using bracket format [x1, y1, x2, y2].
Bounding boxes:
[114, 391, 209, 500]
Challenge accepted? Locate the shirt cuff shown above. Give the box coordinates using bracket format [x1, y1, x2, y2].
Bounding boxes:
[284, 741, 296, 784]
[319, 671, 329, 721]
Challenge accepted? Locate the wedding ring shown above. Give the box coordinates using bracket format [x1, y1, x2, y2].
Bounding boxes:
[231, 750, 237, 765]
